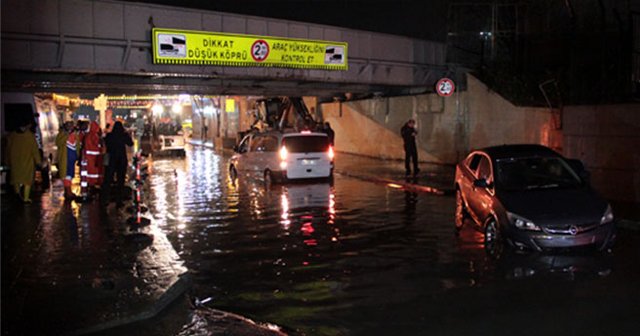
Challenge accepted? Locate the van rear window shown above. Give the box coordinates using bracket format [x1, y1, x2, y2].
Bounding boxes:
[282, 136, 329, 153]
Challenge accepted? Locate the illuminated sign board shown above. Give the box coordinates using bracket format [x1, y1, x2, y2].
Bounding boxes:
[152, 28, 348, 71]
[225, 99, 235, 113]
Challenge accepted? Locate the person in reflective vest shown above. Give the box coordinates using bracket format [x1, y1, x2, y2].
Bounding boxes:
[55, 121, 74, 181]
[83, 121, 103, 191]
[64, 123, 80, 199]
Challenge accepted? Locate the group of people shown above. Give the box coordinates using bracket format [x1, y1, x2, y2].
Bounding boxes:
[7, 113, 415, 204]
[5, 116, 133, 206]
[55, 119, 101, 199]
[55, 119, 133, 206]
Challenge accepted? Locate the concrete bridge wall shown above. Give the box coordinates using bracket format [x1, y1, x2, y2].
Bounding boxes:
[323, 74, 640, 203]
[1, 0, 447, 95]
[563, 104, 640, 203]
[322, 74, 561, 164]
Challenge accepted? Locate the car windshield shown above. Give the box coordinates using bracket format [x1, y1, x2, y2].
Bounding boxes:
[496, 156, 582, 191]
[282, 135, 329, 153]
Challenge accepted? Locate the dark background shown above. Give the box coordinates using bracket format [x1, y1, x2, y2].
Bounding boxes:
[130, 0, 640, 104]
[131, 0, 450, 41]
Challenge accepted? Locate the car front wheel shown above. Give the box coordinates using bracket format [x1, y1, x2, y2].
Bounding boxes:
[484, 218, 503, 258]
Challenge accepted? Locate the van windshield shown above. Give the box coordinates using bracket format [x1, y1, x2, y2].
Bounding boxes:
[282, 136, 329, 153]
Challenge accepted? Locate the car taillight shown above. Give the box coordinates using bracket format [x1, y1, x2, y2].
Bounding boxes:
[328, 146, 335, 160]
[279, 146, 288, 160]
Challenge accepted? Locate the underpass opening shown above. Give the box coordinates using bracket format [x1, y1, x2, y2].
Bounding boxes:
[1, 91, 338, 164]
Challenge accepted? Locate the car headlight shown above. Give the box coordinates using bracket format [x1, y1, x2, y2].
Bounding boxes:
[507, 212, 541, 231]
[600, 205, 614, 225]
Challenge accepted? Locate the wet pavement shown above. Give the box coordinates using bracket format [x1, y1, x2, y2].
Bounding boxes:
[1, 181, 189, 335]
[334, 153, 455, 195]
[3, 146, 640, 335]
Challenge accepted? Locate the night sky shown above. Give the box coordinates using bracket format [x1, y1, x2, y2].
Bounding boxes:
[129, 0, 450, 41]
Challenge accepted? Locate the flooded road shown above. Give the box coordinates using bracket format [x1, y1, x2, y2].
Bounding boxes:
[149, 147, 640, 335]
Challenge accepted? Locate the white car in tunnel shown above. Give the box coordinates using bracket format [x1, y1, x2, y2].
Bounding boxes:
[229, 130, 334, 184]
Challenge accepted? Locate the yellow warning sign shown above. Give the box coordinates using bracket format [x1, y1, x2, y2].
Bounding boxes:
[225, 98, 235, 113]
[152, 28, 348, 71]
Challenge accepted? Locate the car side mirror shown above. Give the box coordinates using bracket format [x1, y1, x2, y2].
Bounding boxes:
[567, 159, 584, 173]
[578, 170, 590, 185]
[473, 178, 492, 189]
[233, 145, 239, 152]
[567, 159, 590, 185]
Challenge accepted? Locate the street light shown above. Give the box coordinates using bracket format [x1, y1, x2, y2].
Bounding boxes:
[152, 103, 163, 116]
[479, 31, 492, 65]
[172, 102, 183, 115]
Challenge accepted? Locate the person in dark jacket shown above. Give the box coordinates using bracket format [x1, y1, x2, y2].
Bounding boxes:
[323, 122, 335, 146]
[401, 119, 419, 175]
[100, 121, 133, 207]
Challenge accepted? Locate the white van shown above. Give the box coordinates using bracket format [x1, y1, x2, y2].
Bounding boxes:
[154, 122, 186, 156]
[229, 130, 334, 183]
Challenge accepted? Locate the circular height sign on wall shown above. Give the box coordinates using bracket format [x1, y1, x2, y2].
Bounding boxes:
[436, 78, 455, 97]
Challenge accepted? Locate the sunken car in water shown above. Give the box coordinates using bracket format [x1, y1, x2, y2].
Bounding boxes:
[454, 144, 616, 253]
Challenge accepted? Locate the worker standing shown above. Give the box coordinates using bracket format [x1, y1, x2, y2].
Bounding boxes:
[401, 119, 420, 176]
[100, 121, 133, 208]
[55, 121, 74, 181]
[83, 121, 104, 194]
[6, 121, 42, 203]
[63, 122, 81, 199]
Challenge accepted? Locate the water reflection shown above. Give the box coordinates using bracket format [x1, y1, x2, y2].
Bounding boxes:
[456, 223, 614, 282]
[496, 250, 613, 280]
[150, 148, 230, 232]
[278, 182, 338, 249]
[404, 176, 418, 220]
[146, 146, 630, 335]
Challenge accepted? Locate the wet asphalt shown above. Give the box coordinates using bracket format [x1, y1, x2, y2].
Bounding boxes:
[3, 145, 640, 335]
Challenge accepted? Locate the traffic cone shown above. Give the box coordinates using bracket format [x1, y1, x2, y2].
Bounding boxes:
[126, 151, 150, 228]
[78, 158, 90, 202]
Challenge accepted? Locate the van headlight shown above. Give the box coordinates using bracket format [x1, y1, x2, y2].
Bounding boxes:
[600, 205, 614, 225]
[507, 212, 541, 231]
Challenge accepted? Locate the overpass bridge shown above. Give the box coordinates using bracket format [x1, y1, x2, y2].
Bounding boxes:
[1, 0, 450, 98]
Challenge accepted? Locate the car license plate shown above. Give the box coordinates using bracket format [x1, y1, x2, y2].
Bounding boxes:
[301, 159, 315, 165]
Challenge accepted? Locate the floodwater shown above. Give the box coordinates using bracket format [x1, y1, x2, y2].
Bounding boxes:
[148, 147, 640, 335]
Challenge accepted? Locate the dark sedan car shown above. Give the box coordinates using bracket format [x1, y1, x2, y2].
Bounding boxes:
[455, 144, 616, 253]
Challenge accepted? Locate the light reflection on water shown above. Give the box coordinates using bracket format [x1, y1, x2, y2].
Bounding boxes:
[147, 147, 618, 335]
